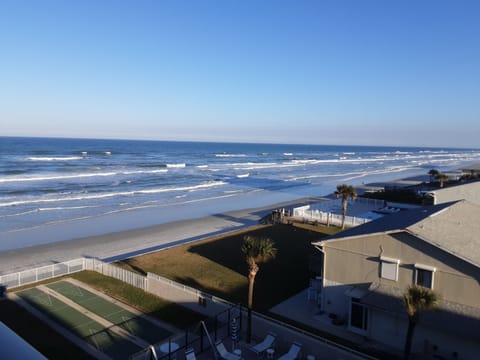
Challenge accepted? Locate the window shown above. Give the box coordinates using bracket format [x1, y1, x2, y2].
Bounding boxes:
[415, 264, 436, 289]
[380, 256, 400, 281]
[350, 298, 368, 334]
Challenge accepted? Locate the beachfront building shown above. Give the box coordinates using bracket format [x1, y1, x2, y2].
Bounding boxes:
[312, 200, 480, 359]
[461, 164, 480, 177]
[423, 180, 480, 206]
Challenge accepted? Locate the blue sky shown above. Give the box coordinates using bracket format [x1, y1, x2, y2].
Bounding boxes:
[1, 0, 479, 147]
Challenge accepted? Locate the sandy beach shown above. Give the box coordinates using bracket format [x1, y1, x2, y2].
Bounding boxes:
[1, 164, 474, 277]
[0, 197, 323, 275]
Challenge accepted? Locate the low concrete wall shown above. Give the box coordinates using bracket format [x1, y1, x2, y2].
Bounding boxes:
[147, 272, 233, 317]
[240, 311, 372, 359]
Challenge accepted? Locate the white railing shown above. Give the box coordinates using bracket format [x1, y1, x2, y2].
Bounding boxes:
[0, 257, 147, 291]
[292, 208, 370, 227]
[354, 197, 385, 207]
[0, 258, 86, 289]
[91, 259, 147, 291]
[291, 197, 385, 227]
[297, 198, 384, 213]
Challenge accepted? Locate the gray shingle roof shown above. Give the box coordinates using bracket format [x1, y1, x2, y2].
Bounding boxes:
[407, 200, 480, 267]
[314, 200, 480, 268]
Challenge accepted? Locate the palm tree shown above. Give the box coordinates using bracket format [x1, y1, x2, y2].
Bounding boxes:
[334, 184, 357, 229]
[241, 235, 277, 342]
[403, 285, 438, 360]
[428, 169, 439, 183]
[435, 173, 449, 188]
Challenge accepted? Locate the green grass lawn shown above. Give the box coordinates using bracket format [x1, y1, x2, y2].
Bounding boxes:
[117, 223, 337, 311]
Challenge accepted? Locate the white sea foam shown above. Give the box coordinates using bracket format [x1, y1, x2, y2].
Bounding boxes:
[121, 169, 168, 175]
[26, 156, 83, 161]
[0, 181, 227, 207]
[166, 163, 186, 168]
[0, 172, 117, 183]
[215, 153, 247, 157]
[38, 205, 100, 211]
[0, 169, 168, 183]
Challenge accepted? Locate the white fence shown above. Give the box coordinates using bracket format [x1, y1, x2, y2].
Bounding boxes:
[0, 258, 86, 289]
[0, 257, 147, 291]
[90, 259, 147, 290]
[292, 197, 385, 227]
[293, 207, 371, 227]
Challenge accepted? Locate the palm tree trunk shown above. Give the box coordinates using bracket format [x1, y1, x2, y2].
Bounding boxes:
[247, 272, 256, 343]
[341, 198, 347, 229]
[404, 317, 416, 360]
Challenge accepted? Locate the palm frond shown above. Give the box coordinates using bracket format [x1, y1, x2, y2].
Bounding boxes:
[334, 184, 357, 200]
[241, 236, 277, 264]
[403, 285, 438, 316]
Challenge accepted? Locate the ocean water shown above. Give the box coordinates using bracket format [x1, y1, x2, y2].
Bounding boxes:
[1, 137, 479, 248]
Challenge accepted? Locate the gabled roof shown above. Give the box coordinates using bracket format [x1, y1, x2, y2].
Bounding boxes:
[313, 200, 480, 268]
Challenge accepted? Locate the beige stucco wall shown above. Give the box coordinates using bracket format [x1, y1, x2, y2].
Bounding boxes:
[369, 308, 480, 359]
[322, 232, 480, 307]
[432, 181, 480, 205]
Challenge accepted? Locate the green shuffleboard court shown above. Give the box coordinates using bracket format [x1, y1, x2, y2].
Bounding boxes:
[47, 280, 172, 344]
[17, 287, 142, 359]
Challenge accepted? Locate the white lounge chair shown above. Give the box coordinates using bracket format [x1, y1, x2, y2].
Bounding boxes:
[277, 342, 302, 360]
[185, 347, 196, 360]
[215, 340, 242, 360]
[249, 332, 277, 356]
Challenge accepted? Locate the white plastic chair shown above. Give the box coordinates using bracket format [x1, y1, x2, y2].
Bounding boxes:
[185, 347, 196, 360]
[215, 340, 242, 360]
[249, 332, 277, 356]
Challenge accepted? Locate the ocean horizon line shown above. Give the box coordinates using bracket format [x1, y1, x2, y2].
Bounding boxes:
[2, 135, 479, 151]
